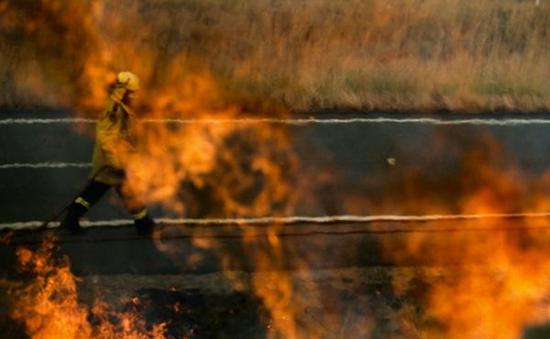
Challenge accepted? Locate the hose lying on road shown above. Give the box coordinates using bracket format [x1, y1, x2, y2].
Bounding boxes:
[3, 212, 550, 231]
[0, 219, 550, 246]
[2, 220, 550, 247]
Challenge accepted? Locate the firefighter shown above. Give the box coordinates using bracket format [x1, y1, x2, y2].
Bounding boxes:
[60, 71, 155, 235]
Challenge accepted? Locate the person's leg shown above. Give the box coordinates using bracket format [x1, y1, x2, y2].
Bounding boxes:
[116, 185, 155, 235]
[60, 180, 111, 233]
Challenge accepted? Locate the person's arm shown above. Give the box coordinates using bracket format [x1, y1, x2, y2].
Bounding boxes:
[96, 100, 135, 169]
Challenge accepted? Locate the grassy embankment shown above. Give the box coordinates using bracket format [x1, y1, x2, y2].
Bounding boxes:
[1, 0, 550, 113]
[204, 0, 550, 112]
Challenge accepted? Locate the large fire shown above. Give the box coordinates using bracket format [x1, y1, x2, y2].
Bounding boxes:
[2, 1, 550, 338]
[377, 137, 550, 338]
[2, 1, 305, 337]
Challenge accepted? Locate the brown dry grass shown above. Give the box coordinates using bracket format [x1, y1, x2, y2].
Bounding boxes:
[1, 0, 550, 112]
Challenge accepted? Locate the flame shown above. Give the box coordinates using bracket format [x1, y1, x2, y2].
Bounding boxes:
[9, 242, 92, 339]
[377, 136, 550, 338]
[425, 242, 550, 338]
[241, 226, 298, 338]
[4, 0, 550, 111]
[6, 236, 166, 339]
[4, 1, 550, 337]
[32, 1, 308, 332]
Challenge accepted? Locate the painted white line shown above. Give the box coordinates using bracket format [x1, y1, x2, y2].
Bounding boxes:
[0, 162, 91, 169]
[0, 118, 95, 125]
[144, 117, 550, 126]
[2, 213, 550, 230]
[2, 117, 550, 126]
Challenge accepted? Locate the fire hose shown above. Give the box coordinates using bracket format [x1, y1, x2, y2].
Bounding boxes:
[5, 222, 550, 247]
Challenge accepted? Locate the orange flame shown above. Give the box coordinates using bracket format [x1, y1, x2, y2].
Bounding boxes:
[7, 237, 167, 339]
[379, 136, 550, 338]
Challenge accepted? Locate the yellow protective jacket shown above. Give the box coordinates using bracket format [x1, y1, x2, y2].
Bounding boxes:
[90, 94, 137, 185]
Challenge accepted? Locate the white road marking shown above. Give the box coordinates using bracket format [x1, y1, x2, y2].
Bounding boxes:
[6, 116, 543, 169]
[2, 117, 550, 126]
[0, 162, 91, 169]
[1, 213, 550, 230]
[0, 118, 95, 124]
[2, 117, 549, 231]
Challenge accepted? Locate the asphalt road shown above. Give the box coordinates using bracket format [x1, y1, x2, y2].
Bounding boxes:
[2, 110, 550, 223]
[2, 108, 549, 339]
[1, 107, 550, 274]
[2, 220, 549, 275]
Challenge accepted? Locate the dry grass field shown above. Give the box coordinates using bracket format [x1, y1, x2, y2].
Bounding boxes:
[1, 0, 550, 113]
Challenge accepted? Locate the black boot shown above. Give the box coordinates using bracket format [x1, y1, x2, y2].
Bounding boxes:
[134, 215, 155, 235]
[60, 202, 88, 235]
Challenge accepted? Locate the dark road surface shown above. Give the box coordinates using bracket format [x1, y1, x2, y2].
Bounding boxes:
[2, 220, 550, 276]
[2, 108, 550, 339]
[2, 108, 550, 274]
[2, 112, 550, 222]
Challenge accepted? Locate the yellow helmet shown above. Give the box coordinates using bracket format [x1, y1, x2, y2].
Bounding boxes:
[117, 71, 140, 91]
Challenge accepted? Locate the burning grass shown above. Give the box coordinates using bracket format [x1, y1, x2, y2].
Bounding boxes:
[368, 134, 550, 338]
[383, 221, 550, 338]
[2, 236, 167, 339]
[6, 240, 549, 339]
